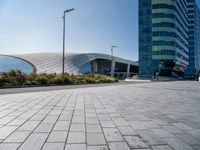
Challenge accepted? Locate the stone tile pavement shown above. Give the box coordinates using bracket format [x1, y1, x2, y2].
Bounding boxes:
[0, 81, 200, 150]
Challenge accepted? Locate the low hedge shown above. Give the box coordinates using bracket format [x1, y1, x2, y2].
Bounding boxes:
[0, 70, 118, 88]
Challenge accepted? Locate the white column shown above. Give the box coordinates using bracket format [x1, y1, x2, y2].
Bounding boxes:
[111, 60, 115, 77]
[92, 60, 98, 73]
[127, 64, 130, 78]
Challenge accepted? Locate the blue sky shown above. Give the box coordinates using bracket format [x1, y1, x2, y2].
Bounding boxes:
[0, 0, 138, 60]
[0, 0, 200, 61]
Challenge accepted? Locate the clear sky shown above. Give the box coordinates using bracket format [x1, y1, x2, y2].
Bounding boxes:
[0, 1, 200, 61]
[0, 0, 138, 60]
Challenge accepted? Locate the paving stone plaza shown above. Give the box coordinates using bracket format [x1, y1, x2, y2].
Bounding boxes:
[0, 81, 200, 150]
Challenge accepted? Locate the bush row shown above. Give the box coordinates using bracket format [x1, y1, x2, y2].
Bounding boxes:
[0, 70, 118, 88]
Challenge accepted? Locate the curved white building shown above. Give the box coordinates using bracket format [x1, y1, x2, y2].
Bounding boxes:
[0, 53, 138, 79]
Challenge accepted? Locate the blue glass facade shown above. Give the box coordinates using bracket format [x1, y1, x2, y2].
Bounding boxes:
[79, 62, 92, 74]
[139, 0, 153, 78]
[0, 55, 34, 73]
[139, 0, 200, 79]
[184, 0, 200, 79]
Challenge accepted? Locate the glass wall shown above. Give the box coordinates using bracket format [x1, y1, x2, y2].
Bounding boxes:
[139, 0, 153, 78]
[79, 62, 92, 74]
[185, 0, 200, 79]
[139, 0, 192, 78]
[0, 55, 34, 73]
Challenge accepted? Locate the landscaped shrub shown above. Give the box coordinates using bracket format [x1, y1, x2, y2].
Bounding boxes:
[82, 74, 117, 83]
[25, 80, 32, 85]
[1, 69, 26, 86]
[31, 80, 39, 85]
[0, 70, 118, 88]
[53, 76, 63, 84]
[83, 75, 97, 83]
[0, 74, 5, 87]
[14, 70, 26, 85]
[25, 74, 36, 84]
[35, 75, 49, 85]
[64, 74, 72, 83]
[98, 76, 116, 83]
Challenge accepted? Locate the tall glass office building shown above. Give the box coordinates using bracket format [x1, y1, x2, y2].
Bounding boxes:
[139, 0, 200, 79]
[185, 0, 200, 79]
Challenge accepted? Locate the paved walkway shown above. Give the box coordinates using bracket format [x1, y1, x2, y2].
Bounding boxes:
[0, 81, 200, 150]
[0, 81, 147, 95]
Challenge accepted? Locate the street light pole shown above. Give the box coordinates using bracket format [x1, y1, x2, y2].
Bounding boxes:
[62, 8, 74, 83]
[110, 46, 118, 77]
